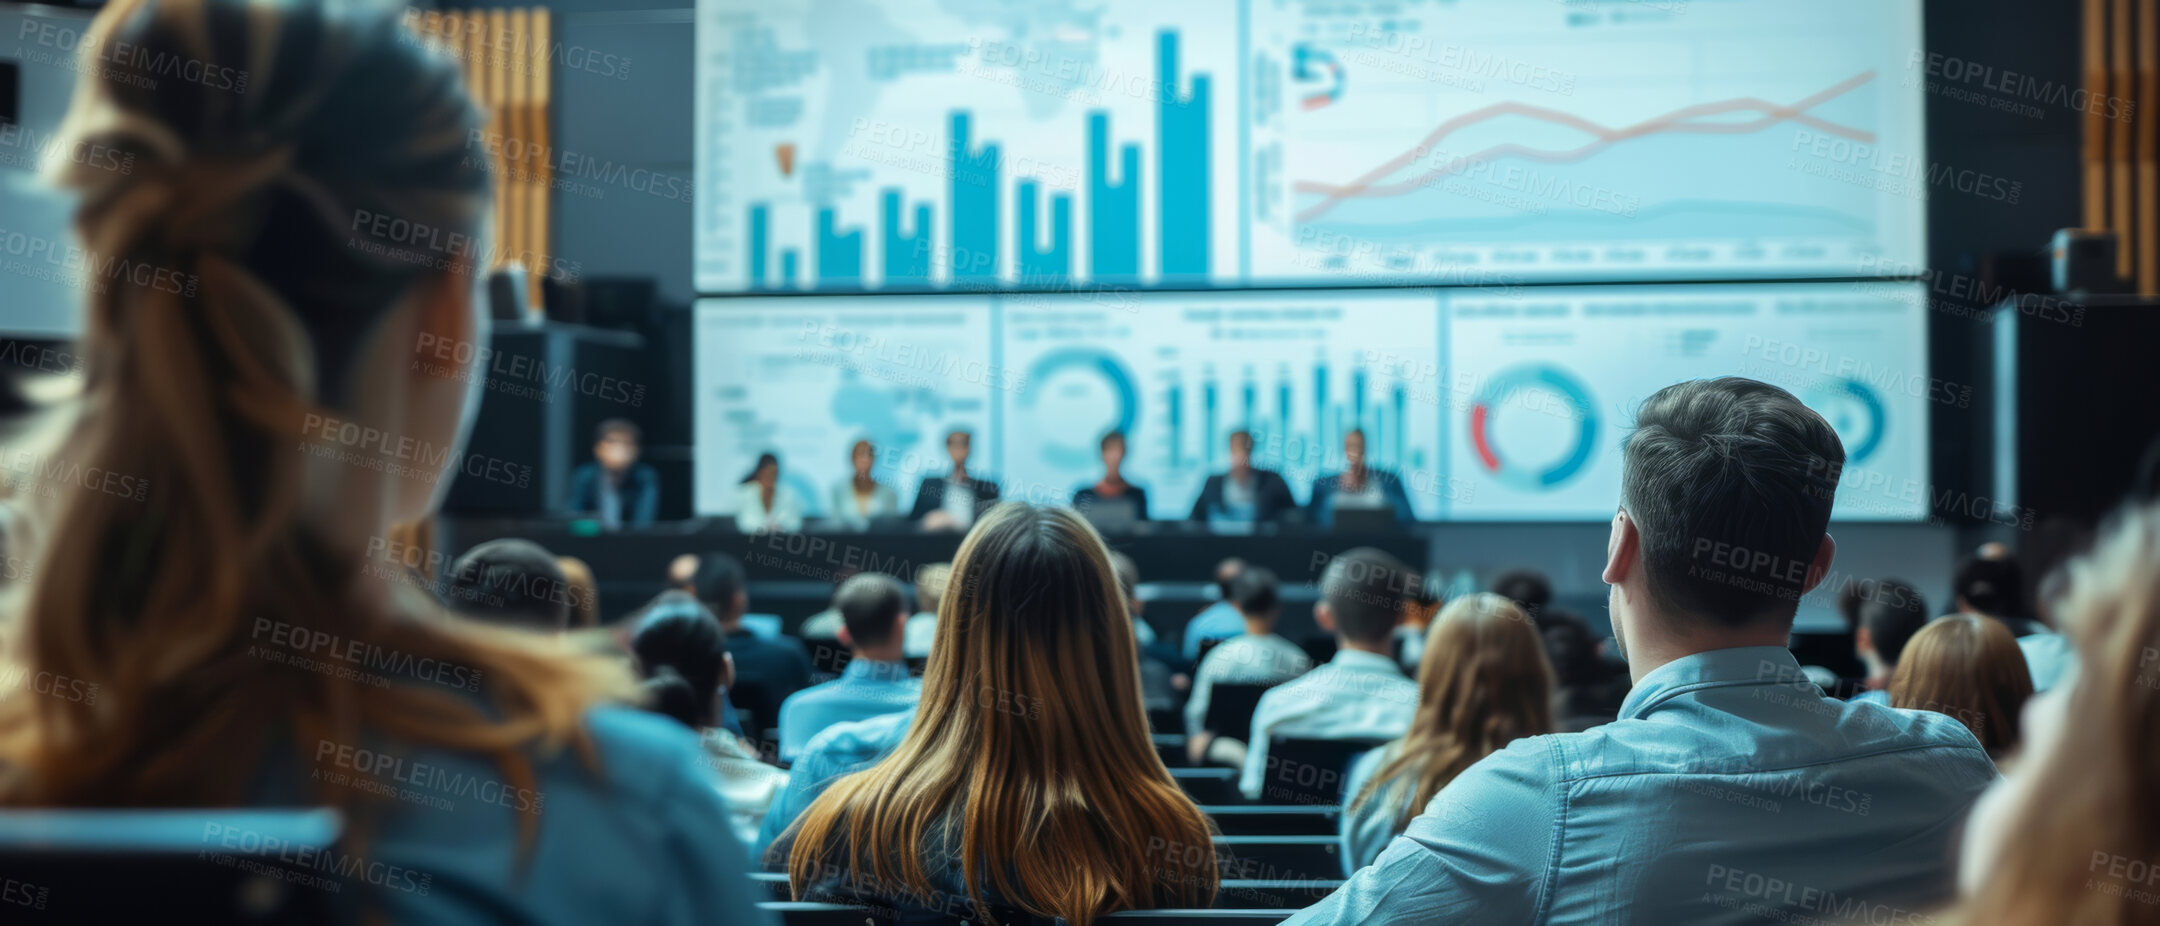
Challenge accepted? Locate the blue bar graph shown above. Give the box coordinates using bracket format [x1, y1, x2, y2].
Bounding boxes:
[1167, 378, 1183, 470]
[1203, 374, 1219, 470]
[781, 249, 799, 287]
[950, 112, 1000, 282]
[816, 207, 863, 283]
[881, 190, 931, 282]
[1089, 112, 1141, 280]
[748, 204, 770, 289]
[1017, 179, 1072, 281]
[1158, 31, 1210, 280]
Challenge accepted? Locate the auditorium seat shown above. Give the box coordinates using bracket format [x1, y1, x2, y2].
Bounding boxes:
[1202, 804, 1341, 836]
[761, 902, 881, 926]
[753, 871, 790, 901]
[1102, 911, 1294, 926]
[1214, 836, 1343, 881]
[1154, 733, 1190, 768]
[1170, 767, 1242, 804]
[1201, 681, 1282, 746]
[1195, 636, 1227, 667]
[1216, 879, 1344, 908]
[1259, 736, 1388, 805]
[0, 808, 340, 924]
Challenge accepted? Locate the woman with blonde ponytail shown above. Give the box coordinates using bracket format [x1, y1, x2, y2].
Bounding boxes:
[0, 0, 765, 922]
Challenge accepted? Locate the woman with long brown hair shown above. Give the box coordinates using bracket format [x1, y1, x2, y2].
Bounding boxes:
[0, 0, 761, 920]
[781, 501, 1218, 924]
[1951, 501, 2160, 925]
[1340, 592, 1555, 873]
[1889, 613, 2034, 760]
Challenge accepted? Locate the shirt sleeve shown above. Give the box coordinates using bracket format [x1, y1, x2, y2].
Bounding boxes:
[632, 468, 659, 525]
[1285, 737, 1556, 925]
[1185, 653, 1217, 738]
[1238, 687, 1285, 800]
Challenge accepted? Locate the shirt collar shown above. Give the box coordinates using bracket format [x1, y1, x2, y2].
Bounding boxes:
[1327, 648, 1405, 676]
[844, 658, 913, 683]
[1619, 645, 1806, 719]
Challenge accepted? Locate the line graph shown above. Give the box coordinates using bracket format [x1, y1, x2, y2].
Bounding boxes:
[1293, 72, 1878, 223]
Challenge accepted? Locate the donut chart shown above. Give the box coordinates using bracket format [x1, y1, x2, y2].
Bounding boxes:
[1019, 348, 1140, 470]
[1469, 364, 1601, 491]
[1807, 377, 1887, 465]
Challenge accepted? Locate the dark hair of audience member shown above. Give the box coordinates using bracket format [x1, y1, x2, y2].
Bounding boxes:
[785, 502, 1217, 924]
[445, 539, 573, 632]
[1491, 569, 1552, 619]
[1890, 614, 2033, 757]
[1857, 578, 1930, 668]
[1953, 555, 2026, 619]
[1321, 548, 1415, 645]
[630, 591, 729, 730]
[1229, 567, 1280, 618]
[1212, 556, 1246, 600]
[1539, 613, 1606, 690]
[1350, 593, 1554, 831]
[1110, 550, 1141, 605]
[835, 573, 906, 648]
[1622, 377, 1844, 626]
[0, 0, 633, 815]
[595, 417, 641, 444]
[1958, 501, 2160, 924]
[693, 552, 749, 621]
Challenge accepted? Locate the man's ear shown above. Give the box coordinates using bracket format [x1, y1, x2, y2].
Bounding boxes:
[1314, 602, 1337, 634]
[1601, 509, 1639, 586]
[1854, 625, 1874, 656]
[720, 652, 737, 692]
[1799, 533, 1837, 595]
[837, 626, 855, 649]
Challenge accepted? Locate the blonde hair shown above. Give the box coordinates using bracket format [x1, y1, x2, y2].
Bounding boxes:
[1889, 613, 2032, 756]
[789, 503, 1217, 924]
[1349, 592, 1554, 832]
[0, 0, 631, 834]
[1959, 503, 2160, 925]
[558, 557, 600, 629]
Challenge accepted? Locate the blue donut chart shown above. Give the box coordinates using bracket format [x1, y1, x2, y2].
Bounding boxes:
[1019, 347, 1140, 469]
[1469, 364, 1601, 491]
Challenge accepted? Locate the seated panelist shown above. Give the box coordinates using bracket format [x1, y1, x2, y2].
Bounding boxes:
[1189, 429, 1298, 524]
[1072, 429, 1150, 521]
[1308, 428, 1414, 526]
[910, 429, 1000, 530]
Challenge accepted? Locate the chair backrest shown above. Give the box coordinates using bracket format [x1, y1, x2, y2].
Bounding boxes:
[1102, 911, 1295, 926]
[761, 902, 890, 926]
[1194, 635, 1227, 667]
[1260, 736, 1389, 805]
[1212, 836, 1342, 882]
[1201, 681, 1282, 745]
[1167, 767, 1240, 805]
[1201, 804, 1340, 836]
[1214, 879, 1345, 910]
[0, 808, 342, 924]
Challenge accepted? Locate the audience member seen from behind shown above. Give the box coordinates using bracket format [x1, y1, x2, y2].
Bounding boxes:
[1073, 429, 1150, 521]
[735, 452, 805, 534]
[1390, 572, 1445, 672]
[1182, 557, 1250, 663]
[828, 439, 899, 531]
[901, 562, 950, 659]
[1849, 578, 1930, 705]
[1239, 548, 1420, 801]
[1491, 568, 1554, 626]
[1540, 614, 1627, 732]
[775, 574, 921, 762]
[1111, 551, 1178, 715]
[1890, 613, 2034, 761]
[1954, 502, 2160, 925]
[1184, 567, 1313, 765]
[569, 418, 659, 529]
[1280, 378, 1997, 925]
[557, 556, 600, 629]
[0, 2, 763, 920]
[2017, 564, 2078, 692]
[1189, 429, 1299, 525]
[443, 539, 574, 632]
[1307, 428, 1414, 526]
[909, 428, 1000, 530]
[1954, 553, 2042, 636]
[1341, 593, 1554, 873]
[697, 553, 812, 736]
[780, 503, 1218, 924]
[630, 591, 788, 845]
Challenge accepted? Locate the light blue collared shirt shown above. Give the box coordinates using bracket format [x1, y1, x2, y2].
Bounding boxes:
[1239, 649, 1418, 800]
[1183, 601, 1249, 663]
[1337, 742, 1399, 875]
[775, 659, 919, 762]
[2017, 631, 2076, 692]
[1284, 646, 1999, 926]
[757, 709, 915, 855]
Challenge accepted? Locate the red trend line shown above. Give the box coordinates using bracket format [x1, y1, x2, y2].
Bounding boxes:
[1292, 71, 1878, 224]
